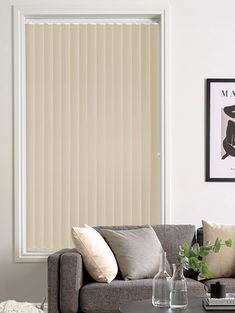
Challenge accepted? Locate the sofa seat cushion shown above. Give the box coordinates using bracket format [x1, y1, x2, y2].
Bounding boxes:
[80, 278, 205, 313]
[186, 278, 206, 296]
[203, 278, 235, 293]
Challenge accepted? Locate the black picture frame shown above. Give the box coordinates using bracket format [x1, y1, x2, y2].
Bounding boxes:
[206, 78, 235, 182]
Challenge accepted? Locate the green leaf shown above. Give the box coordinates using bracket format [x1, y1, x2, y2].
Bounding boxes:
[190, 243, 200, 256]
[199, 246, 211, 257]
[212, 238, 222, 253]
[188, 257, 199, 272]
[200, 262, 213, 279]
[180, 256, 189, 269]
[179, 242, 188, 254]
[225, 239, 232, 248]
[204, 241, 211, 247]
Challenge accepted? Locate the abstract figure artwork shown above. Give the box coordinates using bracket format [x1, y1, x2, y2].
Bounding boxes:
[206, 79, 235, 181]
[222, 105, 235, 160]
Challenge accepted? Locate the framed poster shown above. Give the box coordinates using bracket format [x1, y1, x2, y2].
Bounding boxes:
[206, 78, 235, 181]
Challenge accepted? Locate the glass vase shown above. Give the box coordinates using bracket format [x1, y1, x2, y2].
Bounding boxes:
[152, 251, 171, 307]
[170, 263, 188, 310]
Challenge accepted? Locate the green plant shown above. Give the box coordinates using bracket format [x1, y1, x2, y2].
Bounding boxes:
[178, 238, 232, 278]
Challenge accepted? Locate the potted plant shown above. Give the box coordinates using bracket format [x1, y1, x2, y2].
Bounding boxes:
[178, 238, 232, 278]
[169, 238, 232, 309]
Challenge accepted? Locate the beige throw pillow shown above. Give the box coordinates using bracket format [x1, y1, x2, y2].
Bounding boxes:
[71, 225, 118, 283]
[198, 220, 235, 280]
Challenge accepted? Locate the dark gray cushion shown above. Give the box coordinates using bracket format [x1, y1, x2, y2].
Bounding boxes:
[151, 225, 196, 267]
[80, 278, 205, 313]
[101, 226, 167, 280]
[197, 227, 203, 246]
[153, 225, 198, 279]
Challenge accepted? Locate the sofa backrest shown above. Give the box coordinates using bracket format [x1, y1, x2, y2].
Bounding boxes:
[95, 224, 196, 268]
[197, 227, 203, 246]
[152, 224, 196, 266]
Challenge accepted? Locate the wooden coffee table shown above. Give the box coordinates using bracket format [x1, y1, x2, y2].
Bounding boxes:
[119, 297, 227, 312]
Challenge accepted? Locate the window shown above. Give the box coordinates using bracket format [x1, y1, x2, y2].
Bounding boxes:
[14, 8, 168, 261]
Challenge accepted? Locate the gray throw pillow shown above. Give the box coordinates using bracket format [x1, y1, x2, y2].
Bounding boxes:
[101, 226, 170, 280]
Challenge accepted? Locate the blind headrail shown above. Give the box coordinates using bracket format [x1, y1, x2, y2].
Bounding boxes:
[25, 18, 159, 25]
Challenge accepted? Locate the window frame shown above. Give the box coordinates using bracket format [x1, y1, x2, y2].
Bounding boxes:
[13, 6, 170, 262]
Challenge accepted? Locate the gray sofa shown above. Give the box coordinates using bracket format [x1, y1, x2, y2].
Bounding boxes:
[47, 224, 235, 313]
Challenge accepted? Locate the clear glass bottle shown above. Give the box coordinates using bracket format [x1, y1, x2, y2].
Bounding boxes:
[152, 251, 171, 307]
[170, 263, 188, 310]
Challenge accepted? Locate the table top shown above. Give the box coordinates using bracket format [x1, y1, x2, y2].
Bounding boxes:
[119, 297, 228, 313]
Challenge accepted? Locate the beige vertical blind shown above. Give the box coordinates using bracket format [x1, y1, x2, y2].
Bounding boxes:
[25, 22, 160, 252]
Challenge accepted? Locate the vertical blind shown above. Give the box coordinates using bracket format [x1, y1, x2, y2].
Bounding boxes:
[25, 22, 160, 252]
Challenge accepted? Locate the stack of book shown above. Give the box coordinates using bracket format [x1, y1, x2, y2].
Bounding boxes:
[203, 294, 235, 311]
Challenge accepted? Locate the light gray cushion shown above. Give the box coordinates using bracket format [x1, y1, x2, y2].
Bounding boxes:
[101, 226, 170, 280]
[96, 224, 196, 278]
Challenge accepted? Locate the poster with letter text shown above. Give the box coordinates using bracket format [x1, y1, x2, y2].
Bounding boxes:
[206, 78, 235, 181]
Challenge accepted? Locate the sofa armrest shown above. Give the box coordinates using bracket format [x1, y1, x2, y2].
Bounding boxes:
[48, 249, 80, 313]
[60, 250, 84, 313]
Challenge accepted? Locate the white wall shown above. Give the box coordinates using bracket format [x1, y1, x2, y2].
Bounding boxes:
[0, 0, 47, 302]
[1, 0, 235, 302]
[170, 0, 235, 226]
